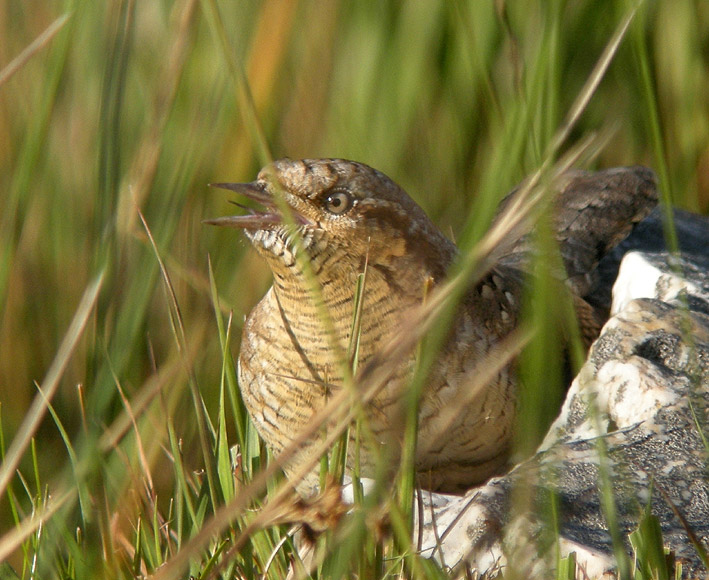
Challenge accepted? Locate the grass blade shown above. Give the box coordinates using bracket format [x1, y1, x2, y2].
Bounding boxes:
[0, 273, 103, 500]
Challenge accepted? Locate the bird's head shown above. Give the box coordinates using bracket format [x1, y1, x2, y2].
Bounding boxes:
[206, 158, 456, 291]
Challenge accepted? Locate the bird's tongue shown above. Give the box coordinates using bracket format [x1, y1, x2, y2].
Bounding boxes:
[203, 213, 282, 229]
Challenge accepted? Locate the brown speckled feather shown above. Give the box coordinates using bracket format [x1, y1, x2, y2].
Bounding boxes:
[208, 159, 658, 494]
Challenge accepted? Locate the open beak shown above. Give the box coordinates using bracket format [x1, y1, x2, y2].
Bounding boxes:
[203, 181, 282, 229]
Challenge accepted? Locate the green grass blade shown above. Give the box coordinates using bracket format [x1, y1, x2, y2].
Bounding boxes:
[0, 272, 103, 500]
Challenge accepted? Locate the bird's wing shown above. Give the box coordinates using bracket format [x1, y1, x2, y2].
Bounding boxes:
[496, 166, 659, 298]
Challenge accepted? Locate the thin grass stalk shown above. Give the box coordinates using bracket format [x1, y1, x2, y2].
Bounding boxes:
[138, 208, 221, 512]
[0, 409, 22, 531]
[199, 0, 273, 167]
[208, 258, 248, 447]
[627, 0, 678, 252]
[36, 386, 90, 526]
[0, 3, 76, 316]
[549, 3, 638, 157]
[0, 490, 72, 565]
[0, 273, 103, 500]
[118, 0, 199, 236]
[591, 407, 632, 579]
[91, 0, 198, 423]
[326, 266, 370, 489]
[216, 375, 234, 505]
[655, 483, 709, 572]
[396, 276, 433, 537]
[96, 0, 134, 248]
[0, 13, 70, 89]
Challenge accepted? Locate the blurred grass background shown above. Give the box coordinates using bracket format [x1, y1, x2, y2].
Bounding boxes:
[0, 0, 708, 577]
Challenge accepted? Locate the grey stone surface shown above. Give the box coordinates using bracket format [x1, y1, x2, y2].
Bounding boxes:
[413, 211, 709, 579]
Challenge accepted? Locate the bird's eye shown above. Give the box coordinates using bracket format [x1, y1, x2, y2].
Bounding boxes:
[323, 191, 354, 215]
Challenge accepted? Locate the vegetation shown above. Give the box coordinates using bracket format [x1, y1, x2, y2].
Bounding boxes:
[0, 0, 707, 578]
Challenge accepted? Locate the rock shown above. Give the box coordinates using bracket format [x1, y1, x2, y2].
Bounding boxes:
[611, 251, 709, 316]
[413, 210, 709, 579]
[590, 207, 709, 313]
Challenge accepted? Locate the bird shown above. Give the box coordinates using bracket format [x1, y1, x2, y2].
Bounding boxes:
[206, 158, 658, 495]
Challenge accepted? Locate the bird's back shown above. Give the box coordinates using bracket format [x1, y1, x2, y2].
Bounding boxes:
[413, 166, 659, 491]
